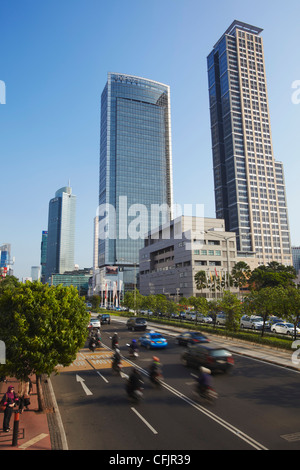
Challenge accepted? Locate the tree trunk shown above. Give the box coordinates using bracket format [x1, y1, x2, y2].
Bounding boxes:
[36, 374, 46, 412]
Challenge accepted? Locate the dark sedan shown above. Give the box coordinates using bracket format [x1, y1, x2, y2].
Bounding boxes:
[97, 313, 111, 325]
[176, 331, 209, 346]
[126, 317, 147, 331]
[181, 343, 234, 374]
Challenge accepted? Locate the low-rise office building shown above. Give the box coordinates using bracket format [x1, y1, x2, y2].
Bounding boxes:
[139, 216, 240, 300]
[49, 268, 93, 296]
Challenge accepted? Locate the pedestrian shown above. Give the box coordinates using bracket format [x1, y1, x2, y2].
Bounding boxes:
[1, 386, 19, 432]
[18, 377, 33, 413]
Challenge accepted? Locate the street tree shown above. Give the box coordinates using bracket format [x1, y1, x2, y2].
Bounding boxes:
[248, 262, 296, 290]
[0, 275, 19, 294]
[273, 286, 300, 340]
[218, 291, 242, 331]
[0, 282, 90, 394]
[122, 288, 144, 312]
[188, 296, 208, 315]
[244, 287, 280, 337]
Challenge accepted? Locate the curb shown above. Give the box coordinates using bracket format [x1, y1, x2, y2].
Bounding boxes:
[41, 376, 68, 450]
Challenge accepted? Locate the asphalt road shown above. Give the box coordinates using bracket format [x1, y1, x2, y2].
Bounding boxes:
[51, 318, 300, 451]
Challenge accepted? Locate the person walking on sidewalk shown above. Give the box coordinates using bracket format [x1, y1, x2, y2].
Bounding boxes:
[18, 377, 33, 413]
[1, 386, 19, 432]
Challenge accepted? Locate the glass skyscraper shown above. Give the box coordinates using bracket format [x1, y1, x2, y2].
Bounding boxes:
[98, 73, 173, 289]
[207, 20, 292, 265]
[0, 243, 12, 277]
[40, 230, 48, 283]
[45, 186, 76, 282]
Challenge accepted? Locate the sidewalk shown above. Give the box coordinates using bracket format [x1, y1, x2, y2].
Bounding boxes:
[0, 376, 52, 450]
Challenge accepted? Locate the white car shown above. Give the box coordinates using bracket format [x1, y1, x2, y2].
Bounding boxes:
[271, 322, 300, 336]
[89, 318, 101, 329]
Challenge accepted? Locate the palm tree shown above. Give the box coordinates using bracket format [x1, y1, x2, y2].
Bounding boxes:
[194, 270, 207, 294]
[231, 261, 251, 297]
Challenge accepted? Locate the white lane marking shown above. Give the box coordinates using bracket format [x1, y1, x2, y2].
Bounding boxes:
[19, 433, 49, 450]
[76, 374, 93, 395]
[99, 320, 269, 448]
[118, 359, 267, 449]
[97, 371, 109, 383]
[131, 407, 158, 435]
[160, 379, 268, 450]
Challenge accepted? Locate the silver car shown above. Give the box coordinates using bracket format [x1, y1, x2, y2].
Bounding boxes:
[240, 315, 264, 330]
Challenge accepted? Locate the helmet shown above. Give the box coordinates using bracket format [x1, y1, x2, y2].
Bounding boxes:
[132, 339, 136, 343]
[200, 366, 211, 374]
[153, 356, 159, 363]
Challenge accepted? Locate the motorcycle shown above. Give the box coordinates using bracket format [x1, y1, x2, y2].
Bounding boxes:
[126, 343, 139, 359]
[149, 369, 163, 387]
[112, 360, 122, 374]
[89, 337, 101, 352]
[112, 350, 122, 374]
[191, 373, 218, 405]
[125, 379, 144, 402]
[110, 334, 119, 350]
[124, 371, 144, 402]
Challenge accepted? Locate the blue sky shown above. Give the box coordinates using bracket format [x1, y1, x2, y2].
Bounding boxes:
[1, 0, 300, 280]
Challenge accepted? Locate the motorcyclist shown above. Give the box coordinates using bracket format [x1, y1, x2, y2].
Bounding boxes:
[111, 332, 119, 350]
[88, 328, 101, 350]
[90, 328, 101, 342]
[112, 348, 121, 369]
[149, 356, 162, 383]
[129, 339, 138, 355]
[197, 367, 212, 395]
[126, 368, 143, 397]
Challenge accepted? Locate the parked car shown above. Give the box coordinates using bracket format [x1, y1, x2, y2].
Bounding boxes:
[240, 315, 264, 330]
[171, 312, 180, 318]
[140, 309, 154, 316]
[97, 313, 111, 325]
[126, 317, 147, 331]
[216, 313, 227, 325]
[176, 331, 209, 346]
[185, 312, 196, 321]
[138, 331, 168, 349]
[197, 314, 213, 324]
[88, 318, 101, 329]
[271, 322, 300, 336]
[268, 316, 284, 327]
[181, 343, 234, 374]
